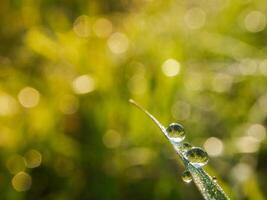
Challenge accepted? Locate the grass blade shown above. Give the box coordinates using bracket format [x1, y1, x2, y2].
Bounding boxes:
[129, 99, 230, 200]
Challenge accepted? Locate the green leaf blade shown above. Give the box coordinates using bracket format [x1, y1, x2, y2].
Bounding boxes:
[130, 99, 230, 200]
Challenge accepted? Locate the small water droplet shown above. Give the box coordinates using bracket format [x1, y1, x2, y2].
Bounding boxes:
[212, 176, 217, 182]
[181, 142, 192, 151]
[181, 170, 192, 183]
[166, 123, 185, 143]
[185, 147, 209, 167]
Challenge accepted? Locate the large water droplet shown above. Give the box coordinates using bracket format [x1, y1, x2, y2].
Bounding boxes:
[181, 170, 192, 183]
[185, 147, 209, 167]
[166, 123, 185, 143]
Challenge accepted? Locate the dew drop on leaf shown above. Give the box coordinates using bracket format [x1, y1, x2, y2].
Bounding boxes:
[166, 123, 185, 143]
[181, 142, 192, 151]
[182, 170, 192, 183]
[185, 147, 209, 167]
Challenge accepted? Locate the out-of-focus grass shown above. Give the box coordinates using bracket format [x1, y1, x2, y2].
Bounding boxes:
[0, 0, 267, 199]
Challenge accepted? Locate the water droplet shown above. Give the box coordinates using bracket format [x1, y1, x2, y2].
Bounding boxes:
[181, 142, 192, 151]
[212, 176, 217, 182]
[185, 147, 209, 167]
[181, 170, 192, 183]
[166, 123, 185, 143]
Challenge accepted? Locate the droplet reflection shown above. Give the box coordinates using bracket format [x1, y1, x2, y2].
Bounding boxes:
[182, 170, 192, 183]
[166, 123, 185, 143]
[185, 147, 209, 167]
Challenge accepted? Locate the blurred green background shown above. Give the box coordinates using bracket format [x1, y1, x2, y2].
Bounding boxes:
[1, 0, 267, 199]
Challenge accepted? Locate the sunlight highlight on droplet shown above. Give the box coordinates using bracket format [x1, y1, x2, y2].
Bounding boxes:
[12, 172, 32, 192]
[72, 75, 95, 94]
[204, 137, 224, 157]
[18, 87, 40, 108]
[24, 149, 42, 168]
[93, 18, 113, 38]
[244, 11, 266, 33]
[161, 59, 180, 77]
[107, 32, 129, 54]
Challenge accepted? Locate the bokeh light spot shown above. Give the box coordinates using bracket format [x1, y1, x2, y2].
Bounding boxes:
[244, 11, 266, 32]
[162, 59, 180, 77]
[103, 130, 121, 149]
[107, 32, 129, 54]
[18, 87, 40, 108]
[12, 172, 32, 192]
[72, 75, 95, 94]
[231, 163, 253, 183]
[0, 94, 18, 116]
[24, 149, 42, 168]
[236, 136, 259, 153]
[247, 124, 266, 142]
[6, 155, 26, 174]
[184, 7, 206, 29]
[73, 15, 91, 37]
[259, 59, 267, 75]
[204, 137, 224, 157]
[93, 18, 113, 38]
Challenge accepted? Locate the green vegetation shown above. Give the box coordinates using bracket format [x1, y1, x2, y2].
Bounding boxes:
[0, 0, 267, 199]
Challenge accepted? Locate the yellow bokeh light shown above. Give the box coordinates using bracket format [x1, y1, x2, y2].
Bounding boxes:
[236, 136, 259, 153]
[259, 59, 267, 75]
[184, 7, 206, 30]
[0, 93, 18, 116]
[107, 32, 129, 54]
[93, 18, 113, 38]
[161, 58, 180, 77]
[6, 155, 26, 174]
[72, 75, 95, 94]
[12, 172, 32, 192]
[73, 15, 91, 37]
[247, 124, 266, 142]
[204, 137, 224, 157]
[24, 149, 42, 168]
[18, 87, 40, 108]
[244, 11, 266, 33]
[239, 58, 258, 75]
[102, 130, 121, 149]
[231, 163, 253, 183]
